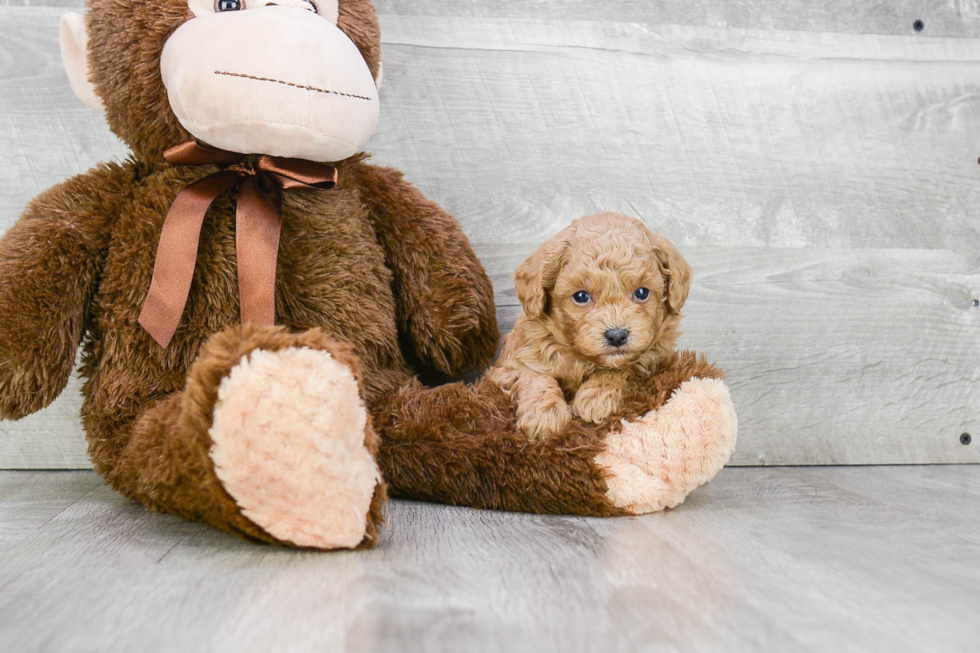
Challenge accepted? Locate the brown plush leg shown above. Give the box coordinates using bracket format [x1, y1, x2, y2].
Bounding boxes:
[373, 375, 621, 516]
[371, 351, 736, 517]
[95, 325, 386, 548]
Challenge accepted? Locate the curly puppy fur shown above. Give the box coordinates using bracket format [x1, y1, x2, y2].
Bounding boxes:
[490, 213, 693, 439]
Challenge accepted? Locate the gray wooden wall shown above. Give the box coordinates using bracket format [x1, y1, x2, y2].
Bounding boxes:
[1, 0, 978, 468]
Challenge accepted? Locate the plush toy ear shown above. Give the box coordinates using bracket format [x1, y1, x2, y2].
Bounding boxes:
[60, 13, 104, 111]
[653, 236, 693, 314]
[514, 226, 575, 320]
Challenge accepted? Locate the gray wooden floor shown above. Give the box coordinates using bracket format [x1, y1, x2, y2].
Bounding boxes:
[0, 467, 977, 652]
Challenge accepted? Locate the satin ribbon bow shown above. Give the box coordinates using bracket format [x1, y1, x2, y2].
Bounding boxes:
[138, 141, 338, 348]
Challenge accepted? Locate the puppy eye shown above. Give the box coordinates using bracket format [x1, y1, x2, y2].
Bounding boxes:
[633, 287, 651, 302]
[572, 290, 592, 305]
[215, 0, 244, 10]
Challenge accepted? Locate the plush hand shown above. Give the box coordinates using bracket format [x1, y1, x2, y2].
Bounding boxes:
[0, 168, 122, 419]
[405, 265, 499, 378]
[595, 376, 738, 513]
[355, 163, 499, 378]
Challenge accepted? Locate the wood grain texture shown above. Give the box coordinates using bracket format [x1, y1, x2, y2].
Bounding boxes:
[1, 6, 979, 467]
[377, 0, 980, 38]
[1, 467, 978, 652]
[4, 0, 980, 38]
[370, 16, 980, 252]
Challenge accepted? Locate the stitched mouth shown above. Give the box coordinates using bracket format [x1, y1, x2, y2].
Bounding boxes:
[214, 71, 373, 101]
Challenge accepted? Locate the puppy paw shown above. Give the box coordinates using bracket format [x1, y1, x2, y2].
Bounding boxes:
[517, 400, 573, 440]
[572, 383, 623, 424]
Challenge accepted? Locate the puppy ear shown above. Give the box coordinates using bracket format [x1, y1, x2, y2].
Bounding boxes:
[653, 237, 692, 314]
[515, 227, 574, 320]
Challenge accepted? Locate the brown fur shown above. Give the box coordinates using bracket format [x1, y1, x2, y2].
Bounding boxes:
[490, 213, 693, 439]
[35, 152, 491, 545]
[0, 148, 491, 541]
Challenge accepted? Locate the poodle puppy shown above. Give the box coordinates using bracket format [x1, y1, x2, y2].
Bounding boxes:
[489, 213, 693, 439]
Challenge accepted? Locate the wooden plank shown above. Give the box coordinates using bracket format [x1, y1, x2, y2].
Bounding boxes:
[374, 0, 980, 38]
[0, 467, 978, 652]
[370, 16, 980, 254]
[0, 374, 89, 469]
[3, 0, 979, 38]
[0, 470, 100, 547]
[1, 9, 979, 467]
[0, 7, 130, 225]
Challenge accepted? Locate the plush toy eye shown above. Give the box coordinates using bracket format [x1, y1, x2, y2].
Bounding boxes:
[572, 291, 591, 305]
[303, 0, 319, 12]
[633, 287, 651, 302]
[215, 0, 244, 11]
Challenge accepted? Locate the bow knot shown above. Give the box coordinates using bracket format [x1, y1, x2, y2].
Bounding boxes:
[227, 161, 259, 176]
[138, 141, 338, 348]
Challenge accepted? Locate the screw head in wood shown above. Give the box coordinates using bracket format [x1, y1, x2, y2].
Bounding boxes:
[913, 20, 924, 32]
[961, 433, 973, 445]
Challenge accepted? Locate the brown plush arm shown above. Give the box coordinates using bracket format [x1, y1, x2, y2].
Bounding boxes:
[0, 165, 127, 419]
[352, 162, 499, 377]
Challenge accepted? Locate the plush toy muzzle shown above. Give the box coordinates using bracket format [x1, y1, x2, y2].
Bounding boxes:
[61, 0, 380, 163]
[160, 5, 380, 162]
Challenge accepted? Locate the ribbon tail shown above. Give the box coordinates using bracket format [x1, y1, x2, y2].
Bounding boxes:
[236, 175, 283, 328]
[139, 171, 240, 348]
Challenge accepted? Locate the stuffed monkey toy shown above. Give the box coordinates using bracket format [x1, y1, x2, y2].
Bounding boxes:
[0, 0, 737, 549]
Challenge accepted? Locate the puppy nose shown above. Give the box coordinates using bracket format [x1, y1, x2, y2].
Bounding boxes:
[604, 328, 629, 347]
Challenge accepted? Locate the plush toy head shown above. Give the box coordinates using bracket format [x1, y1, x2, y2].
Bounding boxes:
[60, 0, 382, 162]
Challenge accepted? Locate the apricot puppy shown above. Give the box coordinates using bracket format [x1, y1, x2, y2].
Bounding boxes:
[490, 213, 693, 439]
